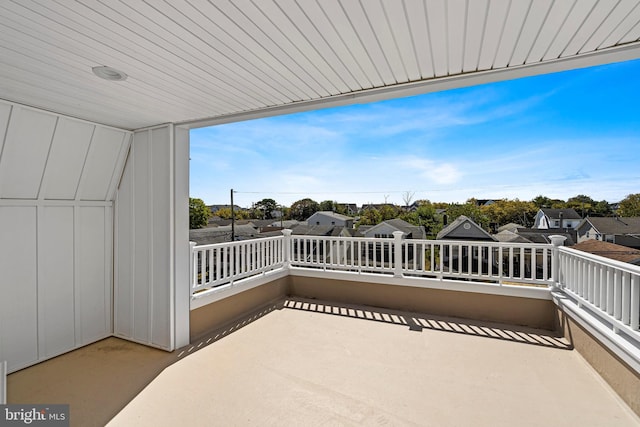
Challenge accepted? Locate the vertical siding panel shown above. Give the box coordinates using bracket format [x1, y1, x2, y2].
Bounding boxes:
[0, 207, 38, 372]
[76, 206, 110, 345]
[37, 206, 75, 358]
[151, 127, 171, 349]
[114, 148, 134, 338]
[174, 126, 191, 349]
[133, 131, 150, 343]
[113, 125, 180, 351]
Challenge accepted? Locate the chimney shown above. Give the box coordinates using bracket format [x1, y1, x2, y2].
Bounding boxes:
[443, 214, 448, 226]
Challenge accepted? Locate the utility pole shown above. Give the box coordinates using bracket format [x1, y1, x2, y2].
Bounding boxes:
[230, 188, 235, 242]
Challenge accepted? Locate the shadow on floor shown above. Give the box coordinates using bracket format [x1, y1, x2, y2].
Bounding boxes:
[283, 297, 572, 350]
[8, 297, 569, 426]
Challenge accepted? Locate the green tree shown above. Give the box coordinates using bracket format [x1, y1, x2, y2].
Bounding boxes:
[566, 195, 596, 218]
[216, 207, 232, 219]
[289, 198, 320, 221]
[254, 198, 278, 219]
[618, 193, 640, 216]
[399, 200, 442, 238]
[357, 208, 382, 226]
[379, 204, 400, 220]
[216, 207, 250, 220]
[189, 197, 211, 229]
[319, 200, 337, 212]
[592, 200, 613, 217]
[532, 195, 553, 209]
[446, 202, 490, 230]
[482, 199, 537, 227]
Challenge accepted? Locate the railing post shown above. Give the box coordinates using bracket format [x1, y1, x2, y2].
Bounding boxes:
[189, 241, 196, 293]
[549, 235, 566, 289]
[393, 231, 404, 278]
[282, 229, 292, 269]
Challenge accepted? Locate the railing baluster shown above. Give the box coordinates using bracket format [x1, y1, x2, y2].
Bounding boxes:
[614, 269, 622, 320]
[622, 272, 631, 325]
[631, 274, 639, 331]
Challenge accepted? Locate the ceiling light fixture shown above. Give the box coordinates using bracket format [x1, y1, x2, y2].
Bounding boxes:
[92, 65, 128, 81]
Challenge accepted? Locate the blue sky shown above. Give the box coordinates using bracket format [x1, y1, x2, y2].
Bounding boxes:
[190, 58, 640, 208]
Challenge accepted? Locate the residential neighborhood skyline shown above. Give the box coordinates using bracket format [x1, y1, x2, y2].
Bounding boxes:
[190, 58, 640, 207]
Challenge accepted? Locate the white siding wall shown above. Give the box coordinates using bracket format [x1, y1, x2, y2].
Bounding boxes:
[114, 125, 190, 351]
[0, 101, 131, 373]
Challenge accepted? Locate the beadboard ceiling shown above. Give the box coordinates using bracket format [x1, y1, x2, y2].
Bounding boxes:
[1, 0, 640, 130]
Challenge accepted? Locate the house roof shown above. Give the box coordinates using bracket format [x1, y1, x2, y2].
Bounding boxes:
[189, 224, 258, 244]
[515, 230, 576, 246]
[436, 215, 495, 241]
[308, 211, 352, 221]
[540, 208, 582, 220]
[2, 2, 639, 130]
[572, 240, 640, 265]
[290, 225, 336, 236]
[366, 218, 425, 239]
[497, 223, 523, 233]
[579, 217, 640, 235]
[493, 230, 532, 244]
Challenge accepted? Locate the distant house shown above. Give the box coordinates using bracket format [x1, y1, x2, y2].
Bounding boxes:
[576, 217, 640, 249]
[360, 203, 398, 212]
[358, 219, 424, 266]
[532, 208, 581, 230]
[513, 228, 575, 246]
[337, 203, 359, 215]
[572, 240, 640, 266]
[307, 211, 354, 228]
[189, 224, 259, 244]
[436, 215, 495, 241]
[207, 204, 241, 214]
[497, 223, 523, 233]
[362, 218, 426, 240]
[436, 216, 495, 275]
[291, 224, 352, 237]
[493, 230, 532, 244]
[474, 199, 499, 206]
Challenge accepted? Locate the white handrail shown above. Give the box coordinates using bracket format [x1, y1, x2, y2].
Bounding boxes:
[191, 236, 285, 295]
[190, 232, 559, 297]
[557, 247, 640, 333]
[288, 234, 554, 286]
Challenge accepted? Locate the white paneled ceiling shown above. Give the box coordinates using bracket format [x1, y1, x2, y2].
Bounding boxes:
[1, 0, 640, 130]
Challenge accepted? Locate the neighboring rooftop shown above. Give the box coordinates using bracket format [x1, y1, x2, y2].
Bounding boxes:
[572, 240, 640, 265]
[581, 217, 640, 235]
[437, 215, 495, 241]
[540, 208, 582, 219]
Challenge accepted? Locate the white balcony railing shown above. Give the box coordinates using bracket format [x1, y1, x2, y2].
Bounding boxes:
[191, 230, 556, 296]
[190, 229, 640, 372]
[190, 236, 285, 295]
[557, 247, 640, 335]
[289, 233, 554, 286]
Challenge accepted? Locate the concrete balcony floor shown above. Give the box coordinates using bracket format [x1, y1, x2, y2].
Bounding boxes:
[8, 298, 640, 427]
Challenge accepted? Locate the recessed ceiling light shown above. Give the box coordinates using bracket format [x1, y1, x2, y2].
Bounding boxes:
[92, 65, 128, 81]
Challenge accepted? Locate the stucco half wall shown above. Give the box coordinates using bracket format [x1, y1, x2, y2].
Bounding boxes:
[190, 277, 290, 341]
[190, 274, 557, 341]
[555, 307, 640, 416]
[288, 276, 557, 331]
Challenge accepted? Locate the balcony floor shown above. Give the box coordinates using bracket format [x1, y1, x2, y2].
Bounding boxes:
[9, 298, 640, 427]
